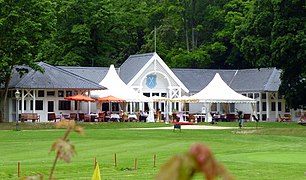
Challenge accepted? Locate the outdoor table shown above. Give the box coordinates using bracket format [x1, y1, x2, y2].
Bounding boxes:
[128, 114, 137, 121]
[110, 114, 120, 122]
[194, 114, 205, 122]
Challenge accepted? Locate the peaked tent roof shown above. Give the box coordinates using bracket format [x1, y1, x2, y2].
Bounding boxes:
[91, 65, 150, 102]
[8, 62, 105, 89]
[189, 73, 256, 103]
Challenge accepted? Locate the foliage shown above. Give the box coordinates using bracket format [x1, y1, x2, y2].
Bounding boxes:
[233, 0, 306, 108]
[48, 119, 84, 179]
[0, 0, 56, 121]
[156, 143, 233, 180]
[0, 0, 305, 108]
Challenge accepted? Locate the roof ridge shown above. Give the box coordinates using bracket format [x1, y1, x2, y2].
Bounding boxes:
[264, 67, 278, 91]
[129, 52, 155, 58]
[15, 62, 104, 88]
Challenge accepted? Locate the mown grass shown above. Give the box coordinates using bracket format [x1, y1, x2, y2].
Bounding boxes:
[0, 122, 306, 180]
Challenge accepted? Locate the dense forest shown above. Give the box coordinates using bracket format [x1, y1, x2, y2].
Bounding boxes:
[0, 0, 305, 108]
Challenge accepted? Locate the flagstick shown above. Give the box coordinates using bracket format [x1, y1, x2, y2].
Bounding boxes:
[114, 153, 117, 167]
[134, 158, 137, 170]
[17, 162, 20, 177]
[154, 153, 156, 168]
[94, 157, 97, 169]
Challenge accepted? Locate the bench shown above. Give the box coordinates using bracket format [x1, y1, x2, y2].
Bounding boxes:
[20, 113, 40, 122]
[173, 124, 181, 132]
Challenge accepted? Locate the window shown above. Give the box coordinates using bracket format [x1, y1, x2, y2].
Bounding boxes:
[36, 100, 43, 110]
[75, 101, 78, 110]
[262, 102, 267, 111]
[242, 93, 246, 97]
[254, 93, 259, 99]
[66, 90, 72, 97]
[248, 93, 253, 98]
[271, 102, 276, 111]
[257, 101, 260, 112]
[19, 100, 27, 110]
[278, 102, 282, 111]
[30, 100, 44, 110]
[59, 100, 71, 110]
[262, 93, 266, 99]
[211, 103, 217, 112]
[47, 91, 55, 96]
[38, 90, 44, 97]
[230, 103, 235, 112]
[262, 114, 267, 121]
[58, 91, 64, 97]
[152, 93, 159, 97]
[143, 93, 150, 97]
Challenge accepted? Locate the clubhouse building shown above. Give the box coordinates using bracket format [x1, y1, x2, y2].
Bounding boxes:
[0, 52, 301, 122]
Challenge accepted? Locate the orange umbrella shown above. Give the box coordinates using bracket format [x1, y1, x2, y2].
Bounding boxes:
[95, 95, 125, 102]
[65, 94, 95, 102]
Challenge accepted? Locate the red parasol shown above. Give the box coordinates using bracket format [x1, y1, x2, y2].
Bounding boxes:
[64, 94, 95, 102]
[95, 95, 125, 102]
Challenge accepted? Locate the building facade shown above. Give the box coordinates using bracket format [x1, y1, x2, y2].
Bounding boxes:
[1, 53, 300, 122]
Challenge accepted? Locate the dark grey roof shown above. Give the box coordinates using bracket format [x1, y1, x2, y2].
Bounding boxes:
[172, 68, 281, 93]
[58, 66, 109, 84]
[119, 53, 155, 83]
[230, 68, 281, 92]
[8, 62, 105, 89]
[172, 69, 237, 93]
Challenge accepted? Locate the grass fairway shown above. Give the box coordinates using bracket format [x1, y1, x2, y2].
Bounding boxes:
[0, 122, 306, 179]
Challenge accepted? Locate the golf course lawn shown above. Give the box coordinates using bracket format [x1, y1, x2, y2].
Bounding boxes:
[0, 122, 306, 179]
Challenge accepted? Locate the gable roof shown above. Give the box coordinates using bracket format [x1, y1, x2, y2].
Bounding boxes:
[119, 53, 155, 84]
[172, 67, 281, 93]
[120, 52, 189, 93]
[8, 62, 105, 89]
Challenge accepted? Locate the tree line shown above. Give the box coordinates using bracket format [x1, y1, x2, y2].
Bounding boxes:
[0, 0, 305, 109]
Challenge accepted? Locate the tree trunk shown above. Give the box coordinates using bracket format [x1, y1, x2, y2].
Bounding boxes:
[1, 67, 13, 122]
[183, 0, 190, 51]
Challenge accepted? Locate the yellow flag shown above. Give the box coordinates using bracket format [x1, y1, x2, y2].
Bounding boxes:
[92, 162, 101, 180]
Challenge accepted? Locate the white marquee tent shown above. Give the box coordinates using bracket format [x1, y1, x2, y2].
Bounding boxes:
[91, 65, 149, 102]
[90, 65, 154, 122]
[188, 73, 256, 122]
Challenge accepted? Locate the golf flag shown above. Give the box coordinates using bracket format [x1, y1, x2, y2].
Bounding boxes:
[92, 162, 101, 180]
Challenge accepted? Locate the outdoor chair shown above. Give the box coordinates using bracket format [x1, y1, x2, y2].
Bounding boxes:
[243, 114, 251, 121]
[278, 114, 286, 122]
[225, 113, 237, 122]
[70, 113, 77, 120]
[78, 113, 85, 121]
[48, 113, 57, 122]
[98, 112, 105, 122]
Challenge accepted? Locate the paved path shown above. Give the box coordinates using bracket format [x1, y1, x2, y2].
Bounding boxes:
[129, 125, 237, 130]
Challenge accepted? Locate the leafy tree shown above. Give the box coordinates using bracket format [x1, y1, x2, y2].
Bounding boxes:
[0, 0, 56, 121]
[233, 0, 306, 108]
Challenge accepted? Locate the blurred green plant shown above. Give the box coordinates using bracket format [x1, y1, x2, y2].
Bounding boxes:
[156, 143, 234, 180]
[20, 118, 84, 180]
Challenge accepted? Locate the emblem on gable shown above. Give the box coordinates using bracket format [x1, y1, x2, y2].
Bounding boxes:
[146, 74, 157, 89]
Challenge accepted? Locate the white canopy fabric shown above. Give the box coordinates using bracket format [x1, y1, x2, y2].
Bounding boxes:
[91, 65, 150, 102]
[189, 73, 256, 103]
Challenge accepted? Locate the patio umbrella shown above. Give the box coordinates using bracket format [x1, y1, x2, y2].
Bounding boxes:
[65, 94, 95, 102]
[95, 95, 125, 112]
[64, 94, 95, 120]
[95, 95, 125, 102]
